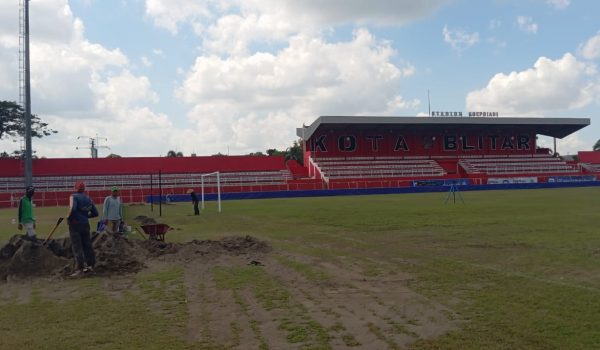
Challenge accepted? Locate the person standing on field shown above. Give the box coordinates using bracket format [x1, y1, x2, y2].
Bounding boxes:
[67, 181, 99, 277]
[18, 186, 37, 239]
[187, 189, 200, 215]
[103, 186, 123, 234]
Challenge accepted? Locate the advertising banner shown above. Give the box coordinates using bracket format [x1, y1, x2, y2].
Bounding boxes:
[487, 177, 538, 185]
[547, 176, 596, 183]
[412, 179, 470, 187]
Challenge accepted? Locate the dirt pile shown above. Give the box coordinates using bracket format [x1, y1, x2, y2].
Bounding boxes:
[92, 233, 146, 274]
[0, 234, 269, 281]
[0, 236, 70, 280]
[133, 215, 158, 225]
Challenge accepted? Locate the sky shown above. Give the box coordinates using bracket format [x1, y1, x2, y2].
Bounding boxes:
[0, 0, 599, 158]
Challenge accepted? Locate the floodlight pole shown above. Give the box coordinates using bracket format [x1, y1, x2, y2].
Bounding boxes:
[23, 0, 33, 187]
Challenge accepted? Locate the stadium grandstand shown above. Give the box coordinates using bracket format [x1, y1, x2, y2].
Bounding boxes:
[1, 116, 599, 207]
[296, 116, 598, 188]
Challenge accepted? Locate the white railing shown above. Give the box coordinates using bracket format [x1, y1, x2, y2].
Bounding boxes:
[0, 170, 293, 193]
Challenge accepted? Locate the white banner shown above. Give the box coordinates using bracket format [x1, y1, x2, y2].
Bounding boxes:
[487, 177, 538, 184]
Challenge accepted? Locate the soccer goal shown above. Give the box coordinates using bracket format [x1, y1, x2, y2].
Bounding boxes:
[200, 171, 222, 213]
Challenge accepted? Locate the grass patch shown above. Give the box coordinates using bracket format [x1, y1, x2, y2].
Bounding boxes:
[0, 282, 195, 349]
[1, 187, 600, 347]
[136, 266, 188, 333]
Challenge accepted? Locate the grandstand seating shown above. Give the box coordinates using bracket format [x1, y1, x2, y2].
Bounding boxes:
[458, 156, 579, 175]
[312, 157, 446, 179]
[0, 155, 296, 207]
[0, 170, 291, 192]
[581, 163, 600, 173]
[0, 170, 293, 207]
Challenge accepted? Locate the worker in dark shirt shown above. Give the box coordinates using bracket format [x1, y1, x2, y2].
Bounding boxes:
[67, 181, 99, 277]
[187, 189, 200, 215]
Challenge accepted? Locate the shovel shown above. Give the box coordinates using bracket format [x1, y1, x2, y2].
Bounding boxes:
[43, 217, 64, 245]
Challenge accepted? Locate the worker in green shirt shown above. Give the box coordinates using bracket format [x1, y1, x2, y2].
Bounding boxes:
[18, 186, 36, 239]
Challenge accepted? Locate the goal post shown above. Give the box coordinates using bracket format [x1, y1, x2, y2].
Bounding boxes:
[200, 171, 222, 213]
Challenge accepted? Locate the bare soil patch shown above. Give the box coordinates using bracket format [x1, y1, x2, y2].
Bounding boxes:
[0, 233, 455, 349]
[0, 233, 269, 281]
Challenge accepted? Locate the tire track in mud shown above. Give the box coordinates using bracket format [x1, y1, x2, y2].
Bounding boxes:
[183, 255, 267, 349]
[262, 252, 456, 349]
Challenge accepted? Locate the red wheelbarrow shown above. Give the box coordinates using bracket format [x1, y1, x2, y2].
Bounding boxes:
[139, 223, 173, 241]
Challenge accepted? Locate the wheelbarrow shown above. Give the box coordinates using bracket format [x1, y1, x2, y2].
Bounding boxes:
[139, 223, 173, 241]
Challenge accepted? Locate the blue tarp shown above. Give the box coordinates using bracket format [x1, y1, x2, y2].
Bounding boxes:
[146, 180, 600, 203]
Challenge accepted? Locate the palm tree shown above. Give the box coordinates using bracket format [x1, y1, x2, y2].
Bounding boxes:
[594, 139, 600, 151]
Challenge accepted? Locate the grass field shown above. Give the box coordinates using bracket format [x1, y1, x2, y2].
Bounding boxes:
[1, 187, 599, 349]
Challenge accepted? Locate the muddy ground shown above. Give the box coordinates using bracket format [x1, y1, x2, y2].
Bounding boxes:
[0, 232, 455, 349]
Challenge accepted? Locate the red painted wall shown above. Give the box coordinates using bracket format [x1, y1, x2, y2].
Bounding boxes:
[0, 155, 286, 177]
[579, 151, 600, 164]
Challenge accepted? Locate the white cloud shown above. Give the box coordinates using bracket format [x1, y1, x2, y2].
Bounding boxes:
[537, 134, 583, 155]
[466, 53, 599, 115]
[546, 0, 570, 9]
[517, 16, 538, 34]
[145, 0, 450, 56]
[489, 19, 502, 30]
[91, 70, 159, 111]
[176, 29, 416, 154]
[578, 31, 600, 60]
[487, 37, 507, 51]
[141, 55, 152, 67]
[144, 0, 212, 35]
[0, 0, 181, 157]
[442, 25, 479, 51]
[241, 0, 451, 27]
[202, 13, 295, 56]
[145, 0, 450, 36]
[152, 49, 164, 57]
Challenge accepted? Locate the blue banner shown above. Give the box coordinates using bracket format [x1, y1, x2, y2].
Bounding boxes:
[547, 175, 596, 183]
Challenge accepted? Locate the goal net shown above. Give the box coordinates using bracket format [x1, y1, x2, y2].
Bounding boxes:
[200, 171, 222, 213]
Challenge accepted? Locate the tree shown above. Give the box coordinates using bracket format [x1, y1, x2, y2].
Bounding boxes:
[248, 151, 265, 156]
[0, 101, 57, 140]
[265, 140, 304, 165]
[106, 153, 121, 158]
[166, 150, 183, 157]
[594, 139, 600, 151]
[285, 140, 303, 165]
[266, 148, 284, 156]
[1, 149, 38, 159]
